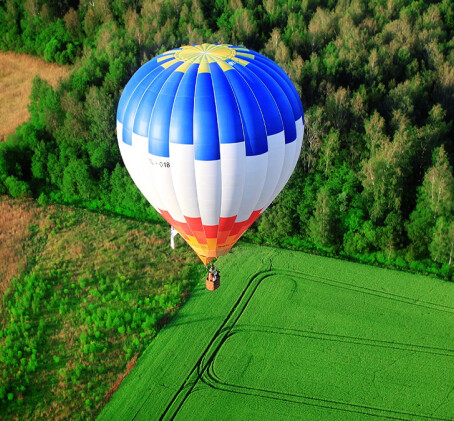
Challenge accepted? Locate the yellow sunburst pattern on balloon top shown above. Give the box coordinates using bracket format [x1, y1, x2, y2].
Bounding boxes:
[157, 43, 255, 72]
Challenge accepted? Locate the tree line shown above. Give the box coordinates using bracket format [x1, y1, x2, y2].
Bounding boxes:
[1, 0, 454, 277]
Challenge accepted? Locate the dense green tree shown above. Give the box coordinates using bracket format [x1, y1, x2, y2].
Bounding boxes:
[61, 158, 94, 200]
[377, 211, 404, 260]
[430, 217, 454, 266]
[300, 105, 325, 172]
[28, 77, 64, 136]
[30, 141, 49, 180]
[257, 203, 293, 241]
[307, 7, 337, 53]
[309, 188, 339, 249]
[407, 146, 454, 259]
[360, 117, 415, 223]
[85, 86, 118, 170]
[318, 128, 340, 175]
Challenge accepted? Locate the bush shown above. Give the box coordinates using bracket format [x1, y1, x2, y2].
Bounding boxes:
[4, 176, 31, 198]
[409, 260, 426, 273]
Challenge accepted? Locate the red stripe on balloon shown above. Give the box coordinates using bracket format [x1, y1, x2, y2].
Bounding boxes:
[217, 216, 236, 244]
[203, 224, 218, 239]
[241, 210, 262, 235]
[159, 210, 192, 238]
[219, 216, 237, 231]
[184, 216, 207, 244]
[229, 210, 262, 236]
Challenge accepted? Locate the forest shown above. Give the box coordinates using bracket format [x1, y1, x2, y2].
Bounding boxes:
[1, 0, 454, 277]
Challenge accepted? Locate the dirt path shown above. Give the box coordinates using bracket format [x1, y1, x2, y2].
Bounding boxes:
[0, 51, 70, 140]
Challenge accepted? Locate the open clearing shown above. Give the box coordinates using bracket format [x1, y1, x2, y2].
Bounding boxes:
[100, 245, 454, 420]
[0, 51, 70, 140]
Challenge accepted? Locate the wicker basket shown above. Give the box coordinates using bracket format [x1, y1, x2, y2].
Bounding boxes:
[206, 276, 220, 291]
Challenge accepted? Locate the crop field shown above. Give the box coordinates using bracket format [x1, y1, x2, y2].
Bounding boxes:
[100, 246, 454, 420]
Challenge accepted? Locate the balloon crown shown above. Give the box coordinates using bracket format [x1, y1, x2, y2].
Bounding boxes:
[157, 44, 254, 71]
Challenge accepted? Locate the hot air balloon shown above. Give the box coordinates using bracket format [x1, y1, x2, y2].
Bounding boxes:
[117, 44, 304, 265]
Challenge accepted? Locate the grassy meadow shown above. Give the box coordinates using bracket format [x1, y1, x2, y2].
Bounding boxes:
[100, 245, 454, 420]
[0, 52, 70, 141]
[0, 196, 203, 419]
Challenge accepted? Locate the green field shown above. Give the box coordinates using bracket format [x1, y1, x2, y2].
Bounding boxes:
[99, 246, 454, 420]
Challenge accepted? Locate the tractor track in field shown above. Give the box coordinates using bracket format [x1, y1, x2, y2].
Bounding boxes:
[201, 324, 454, 420]
[299, 271, 454, 314]
[224, 325, 454, 357]
[136, 269, 454, 420]
[202, 362, 452, 421]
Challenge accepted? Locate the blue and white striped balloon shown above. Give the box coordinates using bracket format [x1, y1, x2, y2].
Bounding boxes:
[117, 44, 304, 263]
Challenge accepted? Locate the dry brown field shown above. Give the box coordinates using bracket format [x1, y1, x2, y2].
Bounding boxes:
[0, 196, 39, 297]
[0, 51, 70, 140]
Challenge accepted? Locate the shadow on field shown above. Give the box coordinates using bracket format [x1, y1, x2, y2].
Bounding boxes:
[170, 314, 219, 327]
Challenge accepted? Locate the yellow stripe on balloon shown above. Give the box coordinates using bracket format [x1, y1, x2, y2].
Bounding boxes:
[157, 54, 174, 62]
[161, 58, 180, 68]
[175, 61, 192, 73]
[231, 57, 249, 66]
[214, 57, 234, 72]
[198, 56, 210, 73]
[236, 52, 255, 59]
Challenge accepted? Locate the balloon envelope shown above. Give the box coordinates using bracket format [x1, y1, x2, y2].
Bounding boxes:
[117, 44, 304, 264]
